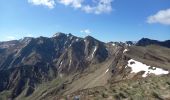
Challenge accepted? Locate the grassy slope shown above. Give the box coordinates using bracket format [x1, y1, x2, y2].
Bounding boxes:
[15, 77, 64, 100]
[127, 45, 170, 70]
[0, 90, 12, 100]
[61, 75, 170, 100]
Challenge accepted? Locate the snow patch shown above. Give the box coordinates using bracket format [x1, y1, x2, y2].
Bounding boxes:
[106, 48, 108, 51]
[105, 69, 109, 73]
[123, 49, 128, 53]
[76, 38, 79, 42]
[58, 61, 63, 69]
[92, 46, 97, 58]
[69, 44, 72, 47]
[64, 41, 67, 45]
[69, 59, 72, 67]
[60, 61, 63, 66]
[126, 59, 169, 77]
[84, 39, 87, 42]
[70, 36, 73, 40]
[112, 43, 115, 46]
[127, 44, 131, 46]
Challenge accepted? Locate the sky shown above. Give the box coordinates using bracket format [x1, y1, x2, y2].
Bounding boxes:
[0, 0, 170, 42]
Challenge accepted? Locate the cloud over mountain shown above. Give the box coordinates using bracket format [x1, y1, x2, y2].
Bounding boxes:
[147, 8, 170, 25]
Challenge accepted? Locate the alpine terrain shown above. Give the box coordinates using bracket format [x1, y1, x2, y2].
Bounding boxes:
[0, 33, 170, 100]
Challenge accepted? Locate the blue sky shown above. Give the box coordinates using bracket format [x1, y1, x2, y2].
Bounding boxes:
[0, 0, 170, 42]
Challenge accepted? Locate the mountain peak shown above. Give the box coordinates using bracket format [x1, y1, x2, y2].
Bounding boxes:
[53, 32, 67, 37]
[136, 38, 158, 46]
[84, 35, 96, 41]
[136, 38, 170, 48]
[140, 38, 153, 41]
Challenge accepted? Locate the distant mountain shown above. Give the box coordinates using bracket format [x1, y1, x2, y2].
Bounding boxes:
[0, 33, 170, 100]
[136, 38, 170, 48]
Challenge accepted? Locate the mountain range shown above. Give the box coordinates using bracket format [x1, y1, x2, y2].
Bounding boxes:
[0, 33, 170, 100]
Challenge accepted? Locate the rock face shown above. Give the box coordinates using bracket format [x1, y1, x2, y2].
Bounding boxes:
[0, 33, 108, 98]
[0, 33, 170, 99]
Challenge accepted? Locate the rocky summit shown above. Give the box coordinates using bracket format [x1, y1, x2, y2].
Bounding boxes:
[0, 33, 170, 100]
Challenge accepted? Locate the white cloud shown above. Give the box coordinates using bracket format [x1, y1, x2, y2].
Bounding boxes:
[147, 8, 170, 25]
[28, 0, 55, 9]
[28, 0, 114, 14]
[82, 0, 113, 14]
[58, 0, 83, 8]
[58, 0, 113, 13]
[80, 29, 91, 34]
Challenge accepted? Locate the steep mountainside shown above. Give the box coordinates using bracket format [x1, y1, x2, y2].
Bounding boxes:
[0, 33, 170, 100]
[0, 33, 109, 99]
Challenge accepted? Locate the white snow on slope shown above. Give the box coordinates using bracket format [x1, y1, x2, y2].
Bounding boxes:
[70, 36, 73, 40]
[126, 59, 169, 77]
[76, 38, 79, 42]
[84, 39, 87, 42]
[105, 69, 109, 73]
[112, 43, 115, 46]
[69, 59, 72, 67]
[123, 49, 128, 53]
[92, 46, 97, 58]
[58, 61, 63, 69]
